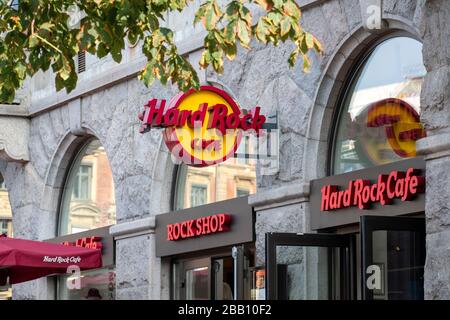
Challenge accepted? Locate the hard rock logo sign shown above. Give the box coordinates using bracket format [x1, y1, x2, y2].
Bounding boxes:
[138, 86, 266, 167]
[366, 98, 426, 158]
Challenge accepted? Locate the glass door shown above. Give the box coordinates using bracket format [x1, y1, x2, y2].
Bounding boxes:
[266, 233, 354, 300]
[212, 257, 234, 300]
[361, 215, 425, 300]
[178, 258, 211, 300]
[172, 247, 254, 300]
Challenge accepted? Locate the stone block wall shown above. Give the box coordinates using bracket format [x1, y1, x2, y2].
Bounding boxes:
[1, 0, 449, 300]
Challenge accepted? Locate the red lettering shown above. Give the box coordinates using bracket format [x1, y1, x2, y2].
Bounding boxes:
[370, 184, 377, 202]
[320, 168, 424, 211]
[330, 191, 338, 210]
[210, 215, 219, 233]
[167, 214, 231, 241]
[208, 104, 229, 134]
[164, 108, 180, 126]
[353, 179, 371, 209]
[172, 223, 180, 240]
[377, 174, 392, 205]
[179, 110, 191, 126]
[387, 171, 398, 199]
[189, 103, 208, 128]
[241, 113, 253, 130]
[195, 218, 202, 236]
[343, 181, 353, 207]
[395, 172, 406, 198]
[186, 220, 195, 237]
[337, 190, 344, 209]
[226, 112, 240, 129]
[251, 107, 266, 132]
[180, 222, 187, 239]
[321, 185, 337, 211]
[202, 216, 211, 234]
[139, 99, 166, 133]
[362, 184, 371, 205]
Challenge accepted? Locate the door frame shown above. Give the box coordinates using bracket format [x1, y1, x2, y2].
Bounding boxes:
[266, 233, 354, 300]
[360, 215, 426, 300]
[170, 244, 255, 300]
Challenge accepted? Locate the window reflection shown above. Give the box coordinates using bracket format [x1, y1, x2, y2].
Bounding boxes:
[59, 139, 116, 235]
[333, 37, 426, 174]
[0, 174, 12, 300]
[58, 268, 116, 300]
[174, 157, 256, 210]
[0, 175, 12, 238]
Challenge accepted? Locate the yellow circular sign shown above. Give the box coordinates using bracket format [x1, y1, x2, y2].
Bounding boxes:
[163, 86, 243, 167]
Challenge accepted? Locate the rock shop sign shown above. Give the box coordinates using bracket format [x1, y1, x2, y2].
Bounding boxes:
[155, 197, 254, 257]
[138, 86, 266, 166]
[167, 213, 231, 241]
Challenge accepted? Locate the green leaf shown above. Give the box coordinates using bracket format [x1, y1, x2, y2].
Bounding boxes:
[205, 2, 220, 30]
[14, 63, 26, 79]
[199, 50, 212, 68]
[272, 0, 283, 9]
[97, 43, 109, 58]
[39, 22, 54, 32]
[59, 56, 72, 81]
[225, 43, 237, 60]
[140, 63, 156, 86]
[111, 49, 122, 63]
[255, 20, 269, 42]
[280, 17, 291, 37]
[237, 20, 250, 48]
[254, 0, 273, 11]
[283, 1, 301, 20]
[29, 34, 40, 48]
[0, 0, 320, 101]
[302, 53, 310, 72]
[305, 33, 314, 49]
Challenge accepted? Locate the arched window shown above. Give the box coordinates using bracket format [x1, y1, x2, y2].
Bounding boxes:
[59, 138, 116, 235]
[57, 138, 116, 300]
[0, 173, 13, 299]
[0, 174, 12, 238]
[174, 153, 257, 210]
[332, 36, 426, 174]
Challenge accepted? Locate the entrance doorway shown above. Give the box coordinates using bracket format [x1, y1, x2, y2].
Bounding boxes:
[172, 246, 254, 300]
[266, 215, 425, 300]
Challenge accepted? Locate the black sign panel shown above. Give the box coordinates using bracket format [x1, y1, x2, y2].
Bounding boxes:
[155, 196, 254, 257]
[310, 157, 425, 230]
[46, 226, 115, 267]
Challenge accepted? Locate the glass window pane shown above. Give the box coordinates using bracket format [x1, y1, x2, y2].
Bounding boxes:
[237, 188, 249, 197]
[370, 230, 424, 300]
[190, 184, 207, 207]
[333, 37, 426, 174]
[0, 174, 13, 299]
[59, 139, 116, 235]
[58, 268, 116, 300]
[276, 246, 334, 300]
[185, 267, 209, 300]
[0, 174, 12, 238]
[174, 157, 256, 210]
[0, 220, 8, 235]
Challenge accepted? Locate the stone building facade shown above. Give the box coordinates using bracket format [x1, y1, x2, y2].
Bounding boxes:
[0, 0, 449, 299]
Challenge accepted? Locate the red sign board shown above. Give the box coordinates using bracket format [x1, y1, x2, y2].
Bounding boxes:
[167, 213, 231, 241]
[61, 236, 103, 250]
[138, 86, 266, 167]
[321, 168, 425, 211]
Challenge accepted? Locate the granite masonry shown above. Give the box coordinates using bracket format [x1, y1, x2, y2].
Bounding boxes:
[0, 0, 448, 299]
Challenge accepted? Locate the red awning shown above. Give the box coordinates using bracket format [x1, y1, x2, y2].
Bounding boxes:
[0, 236, 102, 285]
